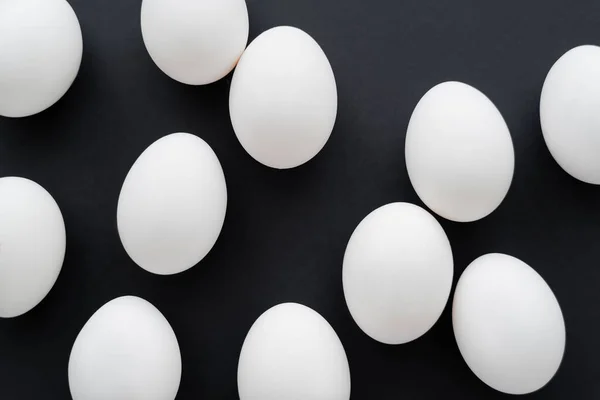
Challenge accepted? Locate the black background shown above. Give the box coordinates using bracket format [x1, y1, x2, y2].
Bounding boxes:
[1, 0, 599, 398]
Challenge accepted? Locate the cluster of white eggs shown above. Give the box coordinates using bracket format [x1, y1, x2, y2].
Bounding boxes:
[1, 0, 598, 398]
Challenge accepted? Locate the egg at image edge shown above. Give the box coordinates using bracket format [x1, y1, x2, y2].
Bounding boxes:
[238, 303, 351, 400]
[68, 296, 182, 400]
[0, 177, 66, 318]
[452, 254, 566, 395]
[0, 0, 83, 117]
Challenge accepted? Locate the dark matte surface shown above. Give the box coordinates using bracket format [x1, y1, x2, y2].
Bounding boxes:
[1, 0, 600, 398]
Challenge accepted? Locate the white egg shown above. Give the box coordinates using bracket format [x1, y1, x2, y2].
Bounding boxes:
[117, 133, 227, 275]
[453, 254, 565, 395]
[229, 26, 337, 169]
[68, 296, 182, 400]
[343, 202, 453, 345]
[0, 0, 82, 118]
[238, 303, 351, 400]
[405, 81, 515, 222]
[141, 0, 249, 85]
[0, 177, 66, 318]
[540, 45, 600, 184]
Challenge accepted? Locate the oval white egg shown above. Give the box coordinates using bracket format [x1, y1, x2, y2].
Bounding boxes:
[540, 45, 600, 184]
[405, 81, 515, 222]
[141, 0, 249, 85]
[0, 0, 83, 118]
[343, 202, 453, 344]
[68, 296, 182, 400]
[453, 253, 565, 395]
[117, 133, 227, 275]
[229, 26, 337, 169]
[0, 177, 66, 318]
[238, 303, 351, 400]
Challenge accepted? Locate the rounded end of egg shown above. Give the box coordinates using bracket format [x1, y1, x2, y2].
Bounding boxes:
[0, 0, 83, 118]
[0, 177, 66, 318]
[540, 45, 600, 185]
[68, 296, 182, 400]
[140, 0, 249, 85]
[238, 303, 351, 400]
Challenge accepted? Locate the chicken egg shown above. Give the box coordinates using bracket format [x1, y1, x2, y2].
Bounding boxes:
[453, 253, 565, 395]
[141, 0, 249, 85]
[117, 133, 227, 275]
[0, 177, 66, 318]
[0, 0, 83, 118]
[343, 202, 453, 344]
[405, 81, 515, 222]
[238, 303, 351, 400]
[68, 296, 182, 400]
[229, 26, 337, 169]
[540, 45, 600, 184]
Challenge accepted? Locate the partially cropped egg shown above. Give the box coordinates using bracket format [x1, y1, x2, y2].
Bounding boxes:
[68, 296, 182, 400]
[117, 133, 227, 275]
[238, 303, 351, 400]
[343, 202, 453, 344]
[141, 0, 249, 85]
[0, 0, 83, 118]
[453, 254, 565, 395]
[405, 81, 514, 222]
[229, 26, 337, 169]
[0, 177, 66, 318]
[540, 45, 600, 184]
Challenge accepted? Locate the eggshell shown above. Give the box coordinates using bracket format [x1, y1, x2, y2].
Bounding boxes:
[405, 81, 515, 222]
[453, 253, 565, 395]
[68, 296, 182, 400]
[141, 0, 249, 85]
[0, 177, 66, 318]
[117, 133, 227, 275]
[540, 45, 600, 184]
[229, 26, 337, 169]
[0, 0, 83, 118]
[238, 303, 351, 400]
[343, 202, 453, 344]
